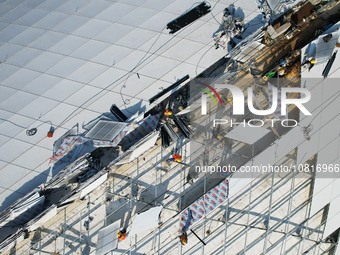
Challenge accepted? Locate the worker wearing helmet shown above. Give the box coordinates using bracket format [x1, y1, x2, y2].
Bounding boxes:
[302, 58, 316, 72]
[117, 229, 127, 241]
[308, 58, 316, 71]
[164, 108, 173, 117]
[180, 231, 188, 245]
[171, 154, 182, 163]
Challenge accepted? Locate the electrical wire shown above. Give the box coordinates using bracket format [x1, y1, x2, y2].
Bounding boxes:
[308, 92, 340, 124]
[119, 26, 168, 114]
[58, 26, 193, 127]
[54, 0, 226, 129]
[119, 1, 224, 113]
[207, 0, 223, 25]
[300, 89, 340, 140]
[195, 44, 216, 76]
[0, 117, 27, 130]
[0, 117, 53, 136]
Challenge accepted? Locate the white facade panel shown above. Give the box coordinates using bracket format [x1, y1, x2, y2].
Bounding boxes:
[80, 173, 108, 199]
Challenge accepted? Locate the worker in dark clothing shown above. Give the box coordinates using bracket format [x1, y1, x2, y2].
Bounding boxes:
[302, 58, 316, 71]
[306, 58, 316, 71]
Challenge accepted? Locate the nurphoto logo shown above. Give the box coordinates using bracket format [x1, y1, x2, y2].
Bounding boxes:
[200, 84, 311, 128]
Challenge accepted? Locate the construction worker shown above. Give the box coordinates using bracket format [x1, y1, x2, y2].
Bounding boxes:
[117, 229, 127, 241]
[309, 58, 316, 71]
[164, 108, 173, 117]
[170, 154, 182, 163]
[303, 58, 316, 71]
[180, 231, 188, 245]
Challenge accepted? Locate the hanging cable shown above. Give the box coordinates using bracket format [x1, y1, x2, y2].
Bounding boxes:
[300, 89, 340, 140]
[44, 1, 226, 131]
[195, 44, 216, 76]
[0, 117, 53, 137]
[119, 26, 168, 114]
[118, 1, 223, 113]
